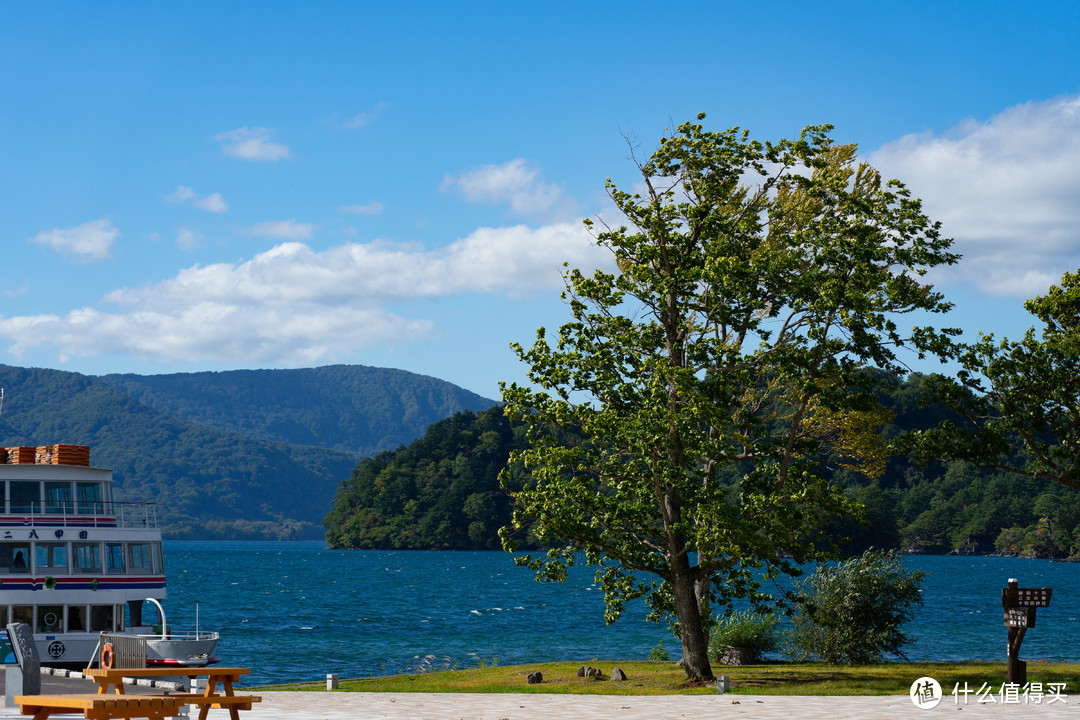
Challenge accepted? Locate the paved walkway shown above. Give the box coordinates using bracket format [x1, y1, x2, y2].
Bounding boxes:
[1, 675, 1073, 718]
[241, 691, 1075, 719]
[2, 690, 1073, 719]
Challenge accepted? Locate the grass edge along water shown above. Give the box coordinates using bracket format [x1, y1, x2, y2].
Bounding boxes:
[258, 660, 1080, 698]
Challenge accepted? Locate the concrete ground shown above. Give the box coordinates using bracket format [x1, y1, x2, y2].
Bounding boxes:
[0, 674, 1073, 718]
[0, 688, 1074, 718]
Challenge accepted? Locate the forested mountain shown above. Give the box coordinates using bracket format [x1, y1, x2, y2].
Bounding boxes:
[100, 365, 493, 457]
[325, 374, 1080, 558]
[0, 364, 495, 540]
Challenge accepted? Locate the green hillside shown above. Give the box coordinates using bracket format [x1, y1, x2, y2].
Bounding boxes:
[0, 364, 494, 540]
[99, 365, 494, 456]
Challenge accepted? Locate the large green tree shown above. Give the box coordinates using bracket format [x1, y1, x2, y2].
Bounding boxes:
[499, 115, 958, 680]
[906, 270, 1080, 491]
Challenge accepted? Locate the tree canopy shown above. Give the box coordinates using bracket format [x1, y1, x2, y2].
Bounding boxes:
[904, 270, 1080, 492]
[499, 115, 958, 680]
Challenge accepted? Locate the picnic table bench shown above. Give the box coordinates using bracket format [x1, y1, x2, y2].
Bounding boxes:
[17, 667, 260, 720]
[15, 693, 184, 720]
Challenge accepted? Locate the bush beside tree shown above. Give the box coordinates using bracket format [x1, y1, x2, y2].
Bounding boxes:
[785, 549, 927, 663]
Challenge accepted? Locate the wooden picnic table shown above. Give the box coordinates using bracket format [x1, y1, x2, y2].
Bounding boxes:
[82, 667, 259, 720]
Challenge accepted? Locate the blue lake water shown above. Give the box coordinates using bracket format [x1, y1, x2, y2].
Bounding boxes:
[160, 542, 1080, 686]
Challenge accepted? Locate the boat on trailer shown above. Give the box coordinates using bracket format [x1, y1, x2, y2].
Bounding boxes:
[0, 444, 218, 668]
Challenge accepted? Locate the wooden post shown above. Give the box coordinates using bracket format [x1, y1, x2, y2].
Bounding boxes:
[1001, 579, 1053, 687]
[1003, 579, 1026, 685]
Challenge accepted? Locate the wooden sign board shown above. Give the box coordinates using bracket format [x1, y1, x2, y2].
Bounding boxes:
[1016, 587, 1052, 607]
[1005, 607, 1036, 628]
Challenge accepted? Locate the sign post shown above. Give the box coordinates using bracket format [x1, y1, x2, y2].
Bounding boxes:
[1001, 578, 1052, 686]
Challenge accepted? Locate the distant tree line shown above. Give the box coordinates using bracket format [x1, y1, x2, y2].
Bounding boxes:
[324, 374, 1080, 558]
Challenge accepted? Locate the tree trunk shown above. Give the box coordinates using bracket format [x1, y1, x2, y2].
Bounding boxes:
[671, 551, 714, 681]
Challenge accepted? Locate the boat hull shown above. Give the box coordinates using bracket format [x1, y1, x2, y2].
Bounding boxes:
[146, 635, 220, 667]
[33, 631, 220, 669]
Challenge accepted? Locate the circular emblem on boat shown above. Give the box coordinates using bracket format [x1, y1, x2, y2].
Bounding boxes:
[47, 641, 65, 659]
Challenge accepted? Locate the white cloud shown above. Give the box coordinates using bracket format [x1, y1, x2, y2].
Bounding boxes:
[164, 186, 197, 203]
[0, 224, 611, 365]
[442, 159, 572, 218]
[194, 193, 228, 213]
[30, 219, 117, 262]
[214, 127, 291, 162]
[869, 94, 1080, 298]
[176, 228, 203, 250]
[344, 101, 386, 130]
[110, 223, 606, 307]
[339, 202, 384, 216]
[244, 220, 315, 240]
[163, 186, 228, 213]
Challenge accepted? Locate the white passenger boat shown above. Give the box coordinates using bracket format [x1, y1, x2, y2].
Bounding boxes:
[0, 444, 219, 668]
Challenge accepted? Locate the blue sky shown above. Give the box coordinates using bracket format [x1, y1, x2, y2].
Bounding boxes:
[1, 1, 1079, 400]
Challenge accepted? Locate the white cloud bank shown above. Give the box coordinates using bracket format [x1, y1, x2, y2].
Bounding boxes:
[869, 94, 1080, 298]
[30, 219, 118, 262]
[0, 223, 609, 366]
[214, 127, 291, 162]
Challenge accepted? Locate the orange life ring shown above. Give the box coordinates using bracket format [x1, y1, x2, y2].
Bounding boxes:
[101, 643, 115, 669]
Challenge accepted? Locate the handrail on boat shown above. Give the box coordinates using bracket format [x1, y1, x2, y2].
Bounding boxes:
[0, 501, 158, 528]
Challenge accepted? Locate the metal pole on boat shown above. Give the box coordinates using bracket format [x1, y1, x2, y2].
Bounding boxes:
[145, 597, 167, 639]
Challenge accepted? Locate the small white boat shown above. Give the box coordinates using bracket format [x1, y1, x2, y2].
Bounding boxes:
[0, 444, 219, 668]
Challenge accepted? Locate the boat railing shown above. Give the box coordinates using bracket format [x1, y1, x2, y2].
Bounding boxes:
[97, 632, 148, 669]
[135, 630, 220, 641]
[1, 501, 158, 528]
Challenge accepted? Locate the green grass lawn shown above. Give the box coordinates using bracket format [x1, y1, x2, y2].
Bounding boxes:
[256, 660, 1080, 696]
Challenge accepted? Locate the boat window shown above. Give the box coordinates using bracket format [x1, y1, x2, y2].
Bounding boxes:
[2, 543, 31, 573]
[34, 543, 69, 574]
[128, 543, 151, 573]
[153, 542, 164, 574]
[74, 543, 101, 573]
[37, 605, 63, 633]
[45, 482, 75, 514]
[77, 482, 104, 514]
[89, 605, 114, 632]
[11, 606, 32, 626]
[106, 543, 125, 573]
[68, 606, 87, 632]
[9, 481, 39, 513]
[0, 607, 7, 626]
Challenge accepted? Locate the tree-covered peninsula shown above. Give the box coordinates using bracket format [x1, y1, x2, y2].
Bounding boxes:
[324, 406, 525, 549]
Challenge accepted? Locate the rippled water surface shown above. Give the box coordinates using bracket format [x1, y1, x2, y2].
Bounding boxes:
[160, 542, 1080, 686]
